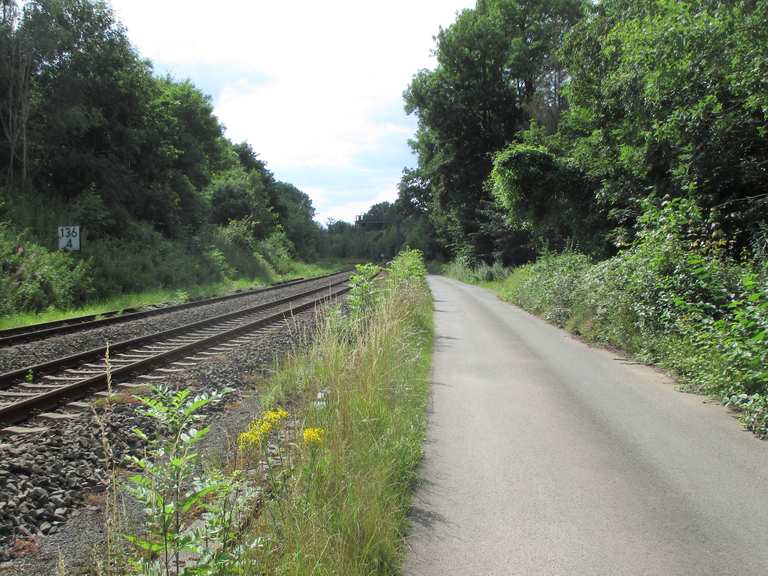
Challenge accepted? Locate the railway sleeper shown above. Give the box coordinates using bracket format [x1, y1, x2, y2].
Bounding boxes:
[0, 426, 50, 435]
[38, 412, 80, 421]
[19, 383, 61, 390]
[66, 402, 91, 411]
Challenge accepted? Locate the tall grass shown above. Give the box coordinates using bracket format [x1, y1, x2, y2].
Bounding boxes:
[442, 259, 509, 283]
[240, 250, 433, 574]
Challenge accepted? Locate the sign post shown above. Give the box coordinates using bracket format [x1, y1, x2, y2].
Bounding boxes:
[58, 226, 81, 251]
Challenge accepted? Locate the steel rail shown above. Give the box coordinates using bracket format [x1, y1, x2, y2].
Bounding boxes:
[0, 284, 349, 426]
[0, 274, 351, 390]
[0, 269, 350, 347]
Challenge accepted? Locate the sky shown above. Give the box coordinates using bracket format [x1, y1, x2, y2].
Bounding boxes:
[109, 0, 474, 224]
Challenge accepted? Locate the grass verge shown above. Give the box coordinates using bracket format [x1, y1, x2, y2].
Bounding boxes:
[241, 250, 433, 574]
[84, 251, 431, 575]
[0, 260, 346, 331]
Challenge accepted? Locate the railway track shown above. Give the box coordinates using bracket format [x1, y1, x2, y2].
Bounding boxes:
[0, 271, 349, 347]
[0, 275, 351, 429]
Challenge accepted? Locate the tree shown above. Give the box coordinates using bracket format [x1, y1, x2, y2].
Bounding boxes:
[0, 0, 34, 190]
[490, 143, 605, 253]
[560, 0, 768, 250]
[209, 170, 275, 239]
[269, 181, 320, 260]
[233, 141, 270, 178]
[402, 0, 584, 263]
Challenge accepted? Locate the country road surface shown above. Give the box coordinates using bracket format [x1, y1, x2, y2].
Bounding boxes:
[404, 276, 768, 576]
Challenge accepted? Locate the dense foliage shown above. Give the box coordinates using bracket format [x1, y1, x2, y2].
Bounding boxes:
[399, 0, 767, 262]
[414, 0, 767, 433]
[468, 202, 768, 436]
[320, 201, 441, 263]
[402, 0, 584, 262]
[0, 0, 324, 314]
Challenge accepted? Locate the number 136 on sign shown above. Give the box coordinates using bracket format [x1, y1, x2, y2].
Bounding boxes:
[58, 226, 80, 251]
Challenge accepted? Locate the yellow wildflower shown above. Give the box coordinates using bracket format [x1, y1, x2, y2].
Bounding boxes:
[302, 427, 324, 446]
[238, 407, 289, 449]
[263, 407, 289, 425]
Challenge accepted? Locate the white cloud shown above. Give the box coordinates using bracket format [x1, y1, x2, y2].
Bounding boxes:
[309, 185, 399, 225]
[110, 0, 474, 219]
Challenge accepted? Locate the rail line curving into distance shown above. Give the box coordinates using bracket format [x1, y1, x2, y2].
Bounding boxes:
[0, 274, 351, 428]
[0, 270, 351, 348]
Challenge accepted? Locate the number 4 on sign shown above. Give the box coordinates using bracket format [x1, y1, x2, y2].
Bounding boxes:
[58, 226, 81, 251]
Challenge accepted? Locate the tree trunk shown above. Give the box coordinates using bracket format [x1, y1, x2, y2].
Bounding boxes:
[0, 0, 31, 194]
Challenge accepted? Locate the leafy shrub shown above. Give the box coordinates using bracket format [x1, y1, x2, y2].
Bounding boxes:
[257, 227, 295, 275]
[568, 199, 741, 358]
[442, 259, 510, 283]
[212, 220, 273, 279]
[727, 394, 768, 439]
[0, 224, 93, 315]
[347, 263, 382, 323]
[348, 248, 426, 326]
[501, 251, 592, 326]
[479, 198, 768, 434]
[387, 248, 428, 288]
[86, 223, 229, 295]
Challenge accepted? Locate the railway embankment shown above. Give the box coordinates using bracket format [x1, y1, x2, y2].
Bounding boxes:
[0, 272, 351, 567]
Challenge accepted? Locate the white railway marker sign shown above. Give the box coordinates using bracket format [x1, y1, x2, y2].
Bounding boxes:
[58, 225, 80, 251]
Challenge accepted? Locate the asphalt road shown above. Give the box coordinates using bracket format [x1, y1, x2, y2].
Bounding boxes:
[404, 276, 768, 576]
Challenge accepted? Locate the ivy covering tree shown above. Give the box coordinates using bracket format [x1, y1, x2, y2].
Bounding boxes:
[403, 0, 584, 263]
[401, 0, 768, 262]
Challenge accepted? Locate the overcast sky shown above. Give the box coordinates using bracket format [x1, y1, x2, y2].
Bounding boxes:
[109, 1, 473, 224]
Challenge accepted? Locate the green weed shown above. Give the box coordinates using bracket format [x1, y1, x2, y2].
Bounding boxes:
[239, 249, 433, 574]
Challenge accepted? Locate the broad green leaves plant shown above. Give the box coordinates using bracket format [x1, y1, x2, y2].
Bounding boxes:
[347, 263, 381, 324]
[123, 385, 250, 576]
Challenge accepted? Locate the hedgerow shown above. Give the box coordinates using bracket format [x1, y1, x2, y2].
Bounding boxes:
[446, 199, 768, 437]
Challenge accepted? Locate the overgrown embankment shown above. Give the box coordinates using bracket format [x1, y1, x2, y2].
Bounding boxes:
[0, 218, 350, 330]
[101, 249, 432, 575]
[247, 249, 432, 574]
[446, 200, 768, 438]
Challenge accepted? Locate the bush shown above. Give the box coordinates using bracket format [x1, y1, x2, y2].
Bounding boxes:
[257, 227, 295, 275]
[85, 223, 230, 296]
[460, 198, 768, 435]
[212, 220, 274, 279]
[442, 259, 510, 284]
[0, 224, 94, 315]
[502, 252, 592, 327]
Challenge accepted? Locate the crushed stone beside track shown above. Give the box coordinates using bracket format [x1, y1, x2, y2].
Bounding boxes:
[0, 306, 324, 575]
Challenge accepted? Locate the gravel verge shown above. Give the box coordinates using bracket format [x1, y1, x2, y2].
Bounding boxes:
[0, 303, 327, 575]
[0, 272, 347, 374]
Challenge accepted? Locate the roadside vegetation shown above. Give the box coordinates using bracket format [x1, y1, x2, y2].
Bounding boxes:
[355, 0, 766, 437]
[445, 199, 768, 438]
[246, 249, 431, 574]
[89, 249, 432, 575]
